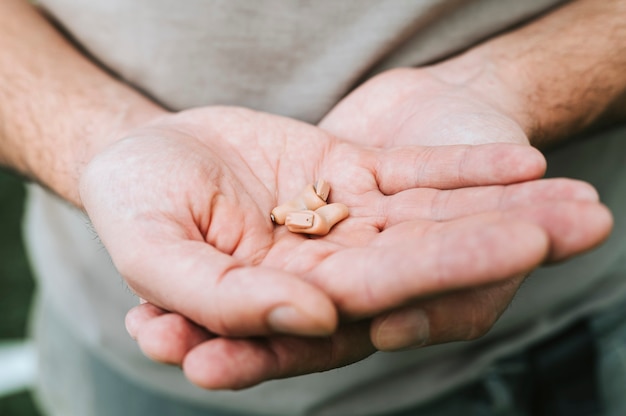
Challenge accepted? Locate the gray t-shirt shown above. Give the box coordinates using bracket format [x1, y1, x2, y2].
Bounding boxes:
[26, 1, 626, 415]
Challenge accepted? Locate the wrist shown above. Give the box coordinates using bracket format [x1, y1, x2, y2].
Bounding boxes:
[431, 0, 626, 148]
[30, 87, 169, 209]
[0, 0, 172, 208]
[73, 92, 169, 181]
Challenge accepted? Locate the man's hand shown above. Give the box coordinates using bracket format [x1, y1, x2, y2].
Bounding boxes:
[319, 56, 618, 351]
[125, 180, 610, 390]
[320, 0, 626, 349]
[108, 106, 611, 389]
[114, 0, 625, 388]
[82, 105, 553, 337]
[318, 66, 533, 351]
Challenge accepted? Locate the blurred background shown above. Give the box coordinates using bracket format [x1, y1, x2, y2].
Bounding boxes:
[0, 170, 42, 416]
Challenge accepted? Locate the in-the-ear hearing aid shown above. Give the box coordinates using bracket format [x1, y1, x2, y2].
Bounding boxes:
[285, 203, 349, 235]
[270, 183, 326, 225]
[271, 179, 348, 236]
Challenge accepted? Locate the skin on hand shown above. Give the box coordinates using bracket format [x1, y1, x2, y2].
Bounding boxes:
[317, 65, 615, 351]
[127, 186, 611, 389]
[317, 54, 621, 349]
[112, 106, 611, 389]
[319, 66, 529, 148]
[81, 106, 551, 339]
[318, 0, 626, 349]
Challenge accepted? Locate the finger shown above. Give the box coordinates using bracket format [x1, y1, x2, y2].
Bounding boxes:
[308, 217, 549, 319]
[126, 303, 213, 365]
[373, 143, 546, 194]
[378, 186, 612, 262]
[136, 311, 214, 365]
[125, 239, 338, 338]
[125, 303, 166, 340]
[500, 200, 612, 262]
[371, 275, 525, 351]
[127, 306, 374, 384]
[376, 178, 599, 225]
[315, 169, 576, 251]
[320, 201, 611, 321]
[182, 322, 374, 390]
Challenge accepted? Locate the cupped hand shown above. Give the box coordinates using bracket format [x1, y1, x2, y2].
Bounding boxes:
[126, 178, 610, 389]
[82, 106, 546, 337]
[104, 106, 611, 389]
[320, 66, 613, 351]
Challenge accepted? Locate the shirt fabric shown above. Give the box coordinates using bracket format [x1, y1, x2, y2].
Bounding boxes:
[24, 1, 626, 415]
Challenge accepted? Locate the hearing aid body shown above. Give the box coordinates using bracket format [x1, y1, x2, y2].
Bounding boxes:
[285, 203, 349, 235]
[271, 180, 348, 236]
[270, 184, 327, 224]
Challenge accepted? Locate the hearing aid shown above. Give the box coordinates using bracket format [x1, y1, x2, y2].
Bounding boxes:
[271, 179, 348, 235]
[285, 203, 349, 236]
[270, 180, 330, 225]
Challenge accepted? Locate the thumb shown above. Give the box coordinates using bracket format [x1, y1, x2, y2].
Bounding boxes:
[122, 237, 338, 338]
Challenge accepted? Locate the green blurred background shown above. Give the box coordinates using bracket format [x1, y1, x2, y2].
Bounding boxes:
[0, 170, 42, 416]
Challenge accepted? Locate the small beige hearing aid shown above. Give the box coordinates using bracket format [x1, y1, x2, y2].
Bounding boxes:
[271, 179, 348, 236]
[285, 203, 349, 235]
[270, 183, 326, 225]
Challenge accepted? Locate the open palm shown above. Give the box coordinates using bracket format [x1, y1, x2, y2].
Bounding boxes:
[319, 66, 612, 351]
[90, 106, 609, 389]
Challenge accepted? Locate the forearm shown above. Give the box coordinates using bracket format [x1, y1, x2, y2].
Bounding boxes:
[431, 0, 626, 147]
[0, 0, 166, 207]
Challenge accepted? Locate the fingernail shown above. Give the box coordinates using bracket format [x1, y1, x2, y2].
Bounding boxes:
[374, 308, 430, 351]
[267, 306, 332, 336]
[125, 307, 141, 340]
